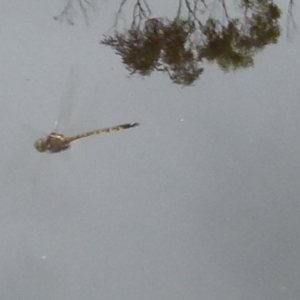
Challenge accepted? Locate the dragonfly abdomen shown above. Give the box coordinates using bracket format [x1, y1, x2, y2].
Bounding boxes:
[68, 122, 139, 143]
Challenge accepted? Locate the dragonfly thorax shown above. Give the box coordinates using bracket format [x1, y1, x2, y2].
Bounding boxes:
[34, 133, 70, 153]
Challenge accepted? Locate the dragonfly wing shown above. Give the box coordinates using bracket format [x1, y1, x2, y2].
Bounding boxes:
[53, 68, 80, 134]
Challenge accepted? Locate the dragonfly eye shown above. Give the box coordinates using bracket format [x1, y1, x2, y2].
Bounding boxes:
[34, 138, 46, 152]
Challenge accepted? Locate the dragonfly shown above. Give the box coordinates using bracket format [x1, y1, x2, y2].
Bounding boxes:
[34, 122, 139, 153]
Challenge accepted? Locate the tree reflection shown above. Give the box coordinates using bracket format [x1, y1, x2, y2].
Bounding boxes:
[287, 0, 297, 40]
[199, 0, 281, 72]
[54, 0, 95, 25]
[101, 0, 281, 86]
[102, 18, 203, 86]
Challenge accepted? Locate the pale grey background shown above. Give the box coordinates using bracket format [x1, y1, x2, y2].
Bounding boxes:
[0, 1, 299, 299]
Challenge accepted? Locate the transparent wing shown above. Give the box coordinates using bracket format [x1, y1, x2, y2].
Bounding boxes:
[53, 67, 80, 133]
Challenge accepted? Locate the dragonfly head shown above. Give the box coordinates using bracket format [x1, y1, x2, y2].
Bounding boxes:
[34, 138, 47, 152]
